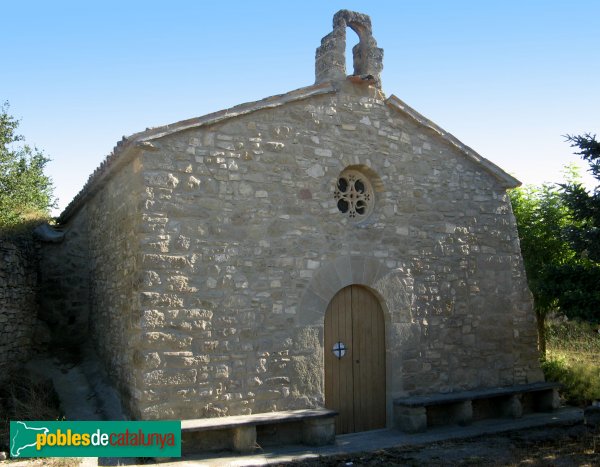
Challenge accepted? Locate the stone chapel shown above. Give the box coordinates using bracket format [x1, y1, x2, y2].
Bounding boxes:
[40, 10, 548, 439]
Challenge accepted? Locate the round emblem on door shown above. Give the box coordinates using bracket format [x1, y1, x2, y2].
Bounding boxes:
[332, 341, 347, 359]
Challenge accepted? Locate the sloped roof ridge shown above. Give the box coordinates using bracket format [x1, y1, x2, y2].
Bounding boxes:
[58, 82, 337, 223]
[386, 95, 521, 189]
[58, 83, 519, 223]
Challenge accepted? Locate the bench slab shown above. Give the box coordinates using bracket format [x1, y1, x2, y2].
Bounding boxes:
[181, 408, 337, 432]
[394, 382, 561, 434]
[181, 408, 338, 453]
[394, 382, 561, 407]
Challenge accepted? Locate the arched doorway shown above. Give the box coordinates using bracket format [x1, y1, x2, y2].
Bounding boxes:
[324, 285, 386, 433]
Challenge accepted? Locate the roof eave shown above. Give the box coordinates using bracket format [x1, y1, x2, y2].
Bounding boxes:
[386, 95, 521, 190]
[58, 81, 338, 224]
[59, 85, 520, 224]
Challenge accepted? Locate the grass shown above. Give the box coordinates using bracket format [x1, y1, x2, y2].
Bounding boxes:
[0, 375, 81, 465]
[543, 318, 600, 405]
[0, 213, 53, 238]
[0, 372, 62, 455]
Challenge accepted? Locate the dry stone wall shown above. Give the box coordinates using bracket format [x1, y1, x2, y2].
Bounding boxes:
[38, 212, 90, 348]
[0, 236, 38, 381]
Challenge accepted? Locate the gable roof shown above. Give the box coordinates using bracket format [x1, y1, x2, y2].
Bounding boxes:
[58, 82, 336, 223]
[58, 81, 520, 223]
[385, 95, 521, 189]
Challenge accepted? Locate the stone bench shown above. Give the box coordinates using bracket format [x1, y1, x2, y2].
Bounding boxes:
[394, 381, 561, 433]
[181, 408, 338, 453]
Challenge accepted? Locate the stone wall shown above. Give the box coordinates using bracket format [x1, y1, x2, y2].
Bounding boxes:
[117, 81, 543, 421]
[43, 9, 543, 426]
[85, 156, 143, 415]
[38, 212, 90, 348]
[0, 235, 38, 381]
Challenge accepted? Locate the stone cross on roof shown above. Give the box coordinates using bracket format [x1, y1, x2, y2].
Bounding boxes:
[315, 10, 384, 88]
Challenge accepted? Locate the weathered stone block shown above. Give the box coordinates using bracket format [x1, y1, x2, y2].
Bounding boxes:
[501, 394, 523, 418]
[142, 332, 192, 350]
[584, 405, 600, 427]
[232, 425, 257, 453]
[394, 406, 427, 433]
[143, 369, 197, 387]
[453, 400, 473, 426]
[536, 388, 560, 412]
[302, 417, 335, 445]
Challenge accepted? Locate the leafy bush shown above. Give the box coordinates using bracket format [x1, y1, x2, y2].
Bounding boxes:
[0, 101, 55, 230]
[545, 265, 600, 322]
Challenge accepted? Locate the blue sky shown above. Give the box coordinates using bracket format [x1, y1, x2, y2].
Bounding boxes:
[3, 0, 599, 214]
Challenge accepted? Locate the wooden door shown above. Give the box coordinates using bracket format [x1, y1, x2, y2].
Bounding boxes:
[324, 285, 386, 434]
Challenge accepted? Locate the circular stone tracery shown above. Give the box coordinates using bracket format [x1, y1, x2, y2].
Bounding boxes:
[334, 169, 374, 220]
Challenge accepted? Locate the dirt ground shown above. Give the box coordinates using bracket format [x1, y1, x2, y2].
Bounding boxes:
[275, 424, 600, 467]
[2, 423, 598, 466]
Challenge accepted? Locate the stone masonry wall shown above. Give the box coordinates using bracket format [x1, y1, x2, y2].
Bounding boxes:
[38, 211, 90, 348]
[85, 155, 143, 415]
[0, 236, 38, 382]
[125, 82, 542, 421]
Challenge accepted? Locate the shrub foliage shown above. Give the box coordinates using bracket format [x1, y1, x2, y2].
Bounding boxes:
[0, 101, 55, 230]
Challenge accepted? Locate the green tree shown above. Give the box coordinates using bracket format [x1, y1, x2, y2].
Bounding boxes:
[561, 134, 600, 262]
[509, 180, 577, 355]
[0, 101, 55, 230]
[547, 133, 600, 323]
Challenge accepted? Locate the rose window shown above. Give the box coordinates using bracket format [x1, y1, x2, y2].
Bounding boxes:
[334, 169, 374, 220]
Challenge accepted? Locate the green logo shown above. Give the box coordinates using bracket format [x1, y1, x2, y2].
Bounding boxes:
[10, 421, 181, 458]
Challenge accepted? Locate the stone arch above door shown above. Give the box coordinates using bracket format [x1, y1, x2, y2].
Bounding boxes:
[298, 256, 385, 326]
[298, 256, 414, 326]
